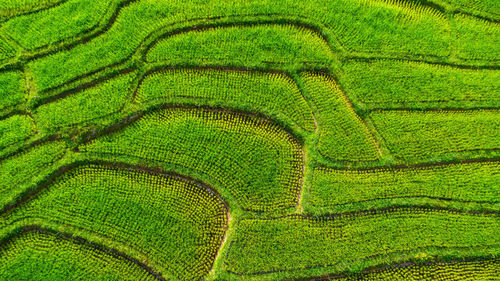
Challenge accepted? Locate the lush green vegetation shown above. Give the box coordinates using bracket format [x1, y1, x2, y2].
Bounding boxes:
[0, 141, 66, 211]
[136, 68, 315, 132]
[80, 107, 303, 211]
[453, 14, 499, 61]
[300, 72, 380, 161]
[0, 38, 15, 63]
[146, 24, 334, 68]
[0, 114, 35, 158]
[34, 71, 137, 134]
[339, 60, 500, 110]
[333, 258, 500, 280]
[0, 0, 66, 18]
[0, 70, 24, 112]
[1, 164, 228, 281]
[1, 0, 113, 50]
[442, 0, 500, 16]
[307, 162, 500, 213]
[0, 230, 157, 281]
[222, 209, 499, 280]
[24, 0, 454, 92]
[0, 0, 498, 280]
[370, 110, 500, 163]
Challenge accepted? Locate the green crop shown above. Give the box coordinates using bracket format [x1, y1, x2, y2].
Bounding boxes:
[0, 0, 498, 280]
[0, 141, 66, 211]
[136, 68, 315, 132]
[300, 72, 380, 161]
[0, 70, 24, 112]
[80, 107, 303, 212]
[26, 0, 452, 91]
[0, 114, 35, 158]
[1, 164, 228, 281]
[0, 0, 66, 18]
[223, 209, 499, 280]
[339, 60, 500, 110]
[1, 0, 114, 50]
[146, 24, 335, 68]
[0, 230, 157, 281]
[0, 38, 15, 63]
[307, 162, 500, 213]
[34, 71, 137, 134]
[334, 258, 500, 280]
[454, 14, 499, 61]
[370, 110, 500, 163]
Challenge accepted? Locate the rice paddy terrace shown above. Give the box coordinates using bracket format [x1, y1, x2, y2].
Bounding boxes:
[0, 0, 499, 280]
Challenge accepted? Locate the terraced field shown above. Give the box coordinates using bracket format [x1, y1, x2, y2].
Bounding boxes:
[0, 0, 498, 280]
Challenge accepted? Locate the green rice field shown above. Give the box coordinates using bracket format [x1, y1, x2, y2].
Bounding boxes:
[0, 0, 499, 280]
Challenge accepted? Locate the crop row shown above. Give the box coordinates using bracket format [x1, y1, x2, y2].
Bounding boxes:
[0, 229, 157, 281]
[440, 0, 500, 18]
[0, 70, 25, 113]
[300, 72, 380, 161]
[331, 258, 500, 280]
[0, 164, 228, 281]
[136, 68, 316, 132]
[0, 37, 15, 64]
[1, 0, 115, 51]
[33, 70, 137, 135]
[0, 114, 36, 159]
[307, 161, 499, 213]
[339, 59, 500, 110]
[370, 110, 500, 163]
[79, 107, 303, 212]
[145, 24, 334, 68]
[222, 208, 500, 280]
[0, 0, 496, 91]
[363, 0, 445, 20]
[0, 141, 66, 212]
[453, 13, 499, 61]
[21, 0, 455, 92]
[0, 0, 67, 19]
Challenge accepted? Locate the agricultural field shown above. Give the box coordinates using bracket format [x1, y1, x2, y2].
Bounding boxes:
[0, 0, 498, 280]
